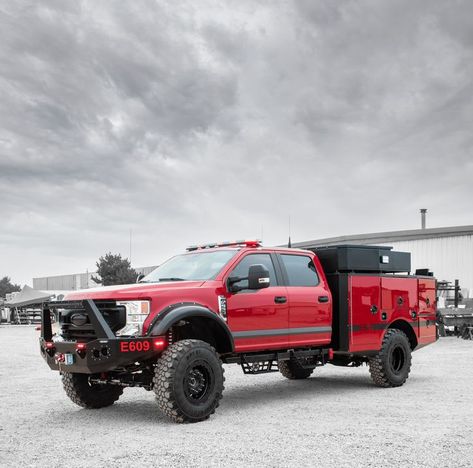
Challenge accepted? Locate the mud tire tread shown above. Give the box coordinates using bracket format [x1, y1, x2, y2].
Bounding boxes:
[62, 372, 123, 409]
[369, 329, 412, 388]
[153, 339, 225, 423]
[278, 359, 314, 380]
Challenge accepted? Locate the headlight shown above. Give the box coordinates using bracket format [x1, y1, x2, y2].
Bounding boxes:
[116, 301, 150, 336]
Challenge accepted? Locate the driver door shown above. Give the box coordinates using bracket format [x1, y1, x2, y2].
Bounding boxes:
[225, 253, 289, 352]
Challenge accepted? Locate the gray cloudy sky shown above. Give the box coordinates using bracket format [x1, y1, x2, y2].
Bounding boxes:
[1, 0, 473, 286]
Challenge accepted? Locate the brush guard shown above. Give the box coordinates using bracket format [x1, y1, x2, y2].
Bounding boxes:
[39, 300, 164, 374]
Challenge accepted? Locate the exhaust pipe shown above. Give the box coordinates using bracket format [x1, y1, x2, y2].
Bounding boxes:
[420, 208, 427, 229]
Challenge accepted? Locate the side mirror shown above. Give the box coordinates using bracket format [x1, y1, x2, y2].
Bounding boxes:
[227, 264, 271, 292]
[248, 264, 270, 289]
[136, 273, 145, 283]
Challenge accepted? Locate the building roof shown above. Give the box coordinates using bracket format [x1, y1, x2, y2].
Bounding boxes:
[291, 225, 473, 249]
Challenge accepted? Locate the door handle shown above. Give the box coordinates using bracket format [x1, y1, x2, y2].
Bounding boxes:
[274, 296, 287, 304]
[318, 296, 329, 303]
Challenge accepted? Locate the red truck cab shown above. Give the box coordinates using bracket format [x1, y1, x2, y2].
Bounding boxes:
[209, 245, 333, 353]
[40, 241, 437, 423]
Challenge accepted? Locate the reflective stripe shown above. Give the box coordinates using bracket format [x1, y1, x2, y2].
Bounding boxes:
[351, 321, 430, 332]
[232, 326, 332, 339]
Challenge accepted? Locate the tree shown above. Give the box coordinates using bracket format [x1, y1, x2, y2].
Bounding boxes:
[91, 253, 137, 286]
[0, 276, 21, 298]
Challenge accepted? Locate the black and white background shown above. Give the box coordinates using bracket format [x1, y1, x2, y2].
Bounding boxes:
[1, 1, 473, 285]
[1, 3, 473, 467]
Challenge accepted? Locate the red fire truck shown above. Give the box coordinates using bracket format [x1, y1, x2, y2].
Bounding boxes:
[40, 242, 437, 423]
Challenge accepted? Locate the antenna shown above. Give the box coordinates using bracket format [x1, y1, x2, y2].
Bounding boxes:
[288, 215, 292, 248]
[129, 228, 132, 264]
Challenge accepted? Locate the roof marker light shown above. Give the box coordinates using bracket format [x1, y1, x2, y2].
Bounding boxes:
[186, 240, 262, 251]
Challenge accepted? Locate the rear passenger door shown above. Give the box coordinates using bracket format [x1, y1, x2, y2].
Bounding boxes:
[279, 254, 332, 347]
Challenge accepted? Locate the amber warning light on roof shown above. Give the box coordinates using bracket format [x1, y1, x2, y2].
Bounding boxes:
[186, 240, 262, 251]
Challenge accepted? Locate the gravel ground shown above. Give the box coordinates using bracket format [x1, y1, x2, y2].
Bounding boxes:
[0, 327, 472, 468]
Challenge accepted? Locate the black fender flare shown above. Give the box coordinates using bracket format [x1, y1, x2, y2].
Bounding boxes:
[147, 303, 234, 352]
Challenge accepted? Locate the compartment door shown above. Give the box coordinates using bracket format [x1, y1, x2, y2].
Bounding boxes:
[418, 278, 437, 345]
[349, 275, 381, 352]
[381, 276, 418, 325]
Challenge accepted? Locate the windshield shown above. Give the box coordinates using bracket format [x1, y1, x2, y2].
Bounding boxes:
[141, 250, 238, 282]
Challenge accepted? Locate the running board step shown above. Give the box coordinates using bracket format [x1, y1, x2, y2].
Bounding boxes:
[224, 348, 331, 374]
[241, 359, 279, 375]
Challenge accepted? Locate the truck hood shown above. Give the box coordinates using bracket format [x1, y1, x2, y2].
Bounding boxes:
[64, 281, 205, 301]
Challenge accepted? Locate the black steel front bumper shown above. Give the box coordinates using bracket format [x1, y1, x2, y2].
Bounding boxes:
[40, 300, 159, 374]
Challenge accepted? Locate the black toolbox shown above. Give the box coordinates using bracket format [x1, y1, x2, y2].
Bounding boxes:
[310, 244, 411, 274]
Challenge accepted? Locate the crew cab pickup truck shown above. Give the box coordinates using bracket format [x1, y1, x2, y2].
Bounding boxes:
[40, 241, 437, 423]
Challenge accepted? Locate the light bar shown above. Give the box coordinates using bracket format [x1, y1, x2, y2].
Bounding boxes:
[186, 240, 262, 251]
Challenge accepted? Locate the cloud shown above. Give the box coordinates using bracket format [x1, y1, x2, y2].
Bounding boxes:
[0, 0, 472, 285]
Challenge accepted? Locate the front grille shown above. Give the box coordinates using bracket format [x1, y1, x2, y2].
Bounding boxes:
[60, 301, 126, 340]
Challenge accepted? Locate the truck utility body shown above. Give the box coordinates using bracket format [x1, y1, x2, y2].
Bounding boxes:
[40, 242, 437, 423]
[314, 245, 437, 355]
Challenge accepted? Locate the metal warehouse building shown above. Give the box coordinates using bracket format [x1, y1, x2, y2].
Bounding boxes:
[292, 225, 473, 297]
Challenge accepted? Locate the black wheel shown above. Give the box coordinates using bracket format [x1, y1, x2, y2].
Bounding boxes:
[61, 372, 123, 408]
[278, 358, 314, 380]
[369, 329, 412, 388]
[153, 339, 225, 423]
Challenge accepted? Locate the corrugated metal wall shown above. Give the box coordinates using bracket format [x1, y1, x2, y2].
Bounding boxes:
[378, 235, 473, 294]
[33, 272, 93, 291]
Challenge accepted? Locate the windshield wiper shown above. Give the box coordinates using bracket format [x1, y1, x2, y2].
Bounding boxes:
[157, 277, 186, 282]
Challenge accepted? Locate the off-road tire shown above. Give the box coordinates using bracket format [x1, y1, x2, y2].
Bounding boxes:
[369, 328, 412, 388]
[62, 372, 123, 408]
[153, 339, 225, 423]
[278, 358, 314, 380]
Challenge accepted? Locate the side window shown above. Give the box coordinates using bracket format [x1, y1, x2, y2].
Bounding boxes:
[281, 254, 319, 287]
[229, 254, 277, 290]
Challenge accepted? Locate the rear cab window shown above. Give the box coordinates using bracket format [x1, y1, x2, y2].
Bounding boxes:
[280, 254, 319, 287]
